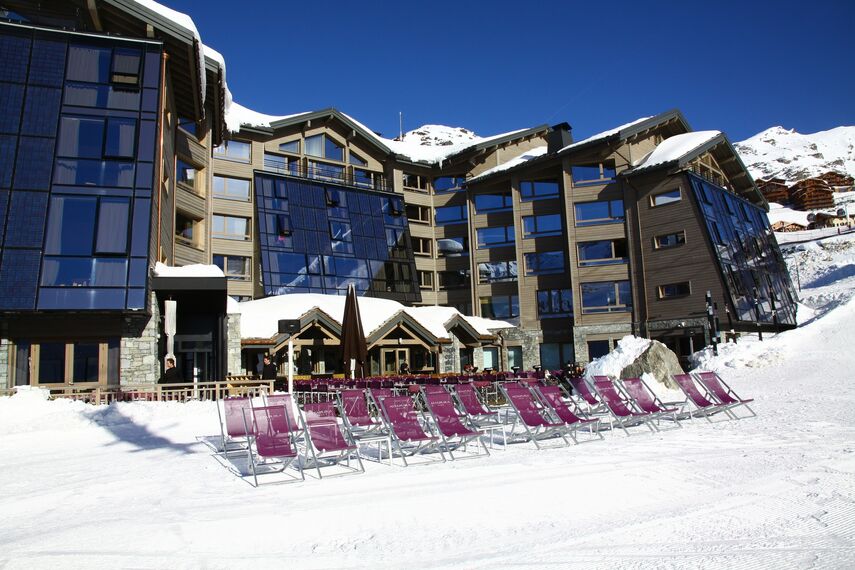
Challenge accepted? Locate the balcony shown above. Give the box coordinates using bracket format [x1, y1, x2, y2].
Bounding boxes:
[262, 156, 392, 193]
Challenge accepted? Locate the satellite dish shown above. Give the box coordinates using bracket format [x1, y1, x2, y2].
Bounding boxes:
[807, 213, 816, 222]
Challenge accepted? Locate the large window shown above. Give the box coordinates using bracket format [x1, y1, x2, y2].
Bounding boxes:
[520, 179, 559, 201]
[571, 162, 616, 186]
[577, 239, 628, 266]
[278, 140, 300, 154]
[474, 192, 512, 213]
[524, 251, 564, 275]
[435, 205, 468, 225]
[537, 288, 573, 317]
[308, 160, 344, 182]
[213, 175, 250, 201]
[651, 188, 682, 207]
[437, 236, 467, 257]
[478, 261, 518, 283]
[433, 175, 466, 193]
[263, 152, 299, 175]
[480, 295, 519, 319]
[305, 134, 343, 161]
[522, 214, 562, 238]
[212, 215, 250, 241]
[213, 254, 251, 281]
[580, 280, 632, 314]
[176, 160, 198, 192]
[45, 195, 129, 255]
[438, 269, 470, 290]
[213, 139, 250, 162]
[540, 343, 574, 370]
[403, 172, 428, 191]
[654, 231, 686, 249]
[574, 199, 624, 226]
[13, 338, 119, 385]
[406, 204, 431, 224]
[476, 225, 515, 248]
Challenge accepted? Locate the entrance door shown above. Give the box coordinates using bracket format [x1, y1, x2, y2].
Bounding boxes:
[175, 334, 213, 383]
[381, 348, 409, 375]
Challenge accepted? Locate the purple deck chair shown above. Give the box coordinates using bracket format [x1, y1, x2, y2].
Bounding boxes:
[694, 371, 755, 418]
[534, 385, 603, 443]
[620, 377, 683, 428]
[241, 404, 304, 487]
[337, 389, 392, 463]
[378, 395, 446, 466]
[672, 374, 733, 421]
[264, 393, 303, 437]
[217, 396, 254, 453]
[499, 383, 572, 449]
[566, 377, 606, 414]
[452, 383, 507, 446]
[422, 389, 489, 459]
[299, 402, 364, 478]
[591, 377, 657, 435]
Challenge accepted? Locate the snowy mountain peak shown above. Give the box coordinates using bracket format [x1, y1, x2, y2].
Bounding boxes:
[735, 125, 855, 184]
[400, 124, 480, 147]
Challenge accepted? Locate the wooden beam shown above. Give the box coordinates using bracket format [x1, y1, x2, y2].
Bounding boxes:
[87, 0, 102, 31]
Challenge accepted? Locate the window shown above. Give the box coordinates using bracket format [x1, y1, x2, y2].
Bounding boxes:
[45, 196, 129, 256]
[537, 288, 573, 317]
[578, 239, 628, 266]
[435, 205, 467, 225]
[278, 140, 299, 154]
[349, 151, 367, 166]
[651, 188, 682, 207]
[263, 152, 299, 175]
[522, 214, 562, 238]
[94, 198, 130, 255]
[658, 281, 691, 299]
[476, 225, 515, 248]
[308, 160, 344, 182]
[434, 175, 466, 193]
[406, 204, 431, 224]
[437, 236, 467, 257]
[213, 176, 250, 201]
[73, 343, 99, 382]
[574, 199, 624, 226]
[654, 231, 686, 249]
[508, 346, 523, 370]
[474, 192, 512, 213]
[275, 214, 291, 238]
[305, 134, 343, 161]
[438, 270, 470, 290]
[571, 162, 616, 186]
[403, 172, 428, 191]
[212, 215, 250, 240]
[178, 117, 196, 136]
[57, 115, 136, 159]
[480, 295, 519, 319]
[520, 179, 559, 201]
[419, 270, 434, 290]
[104, 117, 136, 158]
[213, 254, 251, 280]
[175, 211, 199, 244]
[540, 343, 574, 370]
[478, 261, 518, 283]
[14, 339, 118, 385]
[587, 340, 611, 360]
[110, 48, 141, 86]
[213, 139, 250, 162]
[330, 221, 353, 254]
[386, 227, 406, 249]
[38, 342, 66, 384]
[413, 237, 432, 256]
[524, 251, 564, 275]
[580, 280, 632, 314]
[176, 160, 197, 190]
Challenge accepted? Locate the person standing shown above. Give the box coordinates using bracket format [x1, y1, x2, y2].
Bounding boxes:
[159, 357, 182, 384]
[261, 354, 277, 380]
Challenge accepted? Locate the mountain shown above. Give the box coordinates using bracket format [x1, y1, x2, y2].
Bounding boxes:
[735, 126, 855, 184]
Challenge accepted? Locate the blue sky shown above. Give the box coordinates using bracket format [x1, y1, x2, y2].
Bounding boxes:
[168, 0, 854, 142]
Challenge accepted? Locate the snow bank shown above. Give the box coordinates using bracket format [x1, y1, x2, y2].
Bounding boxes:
[153, 262, 224, 278]
[584, 335, 652, 379]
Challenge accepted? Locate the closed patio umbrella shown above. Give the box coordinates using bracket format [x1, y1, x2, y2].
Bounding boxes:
[340, 283, 368, 379]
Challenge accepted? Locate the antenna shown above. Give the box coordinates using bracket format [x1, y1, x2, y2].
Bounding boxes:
[399, 111, 403, 140]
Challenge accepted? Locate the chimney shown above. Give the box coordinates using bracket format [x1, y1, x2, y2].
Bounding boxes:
[547, 122, 572, 155]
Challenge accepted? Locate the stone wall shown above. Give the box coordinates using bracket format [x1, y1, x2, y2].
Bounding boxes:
[120, 292, 159, 385]
[573, 323, 634, 364]
[226, 313, 242, 377]
[499, 327, 541, 371]
[0, 337, 9, 390]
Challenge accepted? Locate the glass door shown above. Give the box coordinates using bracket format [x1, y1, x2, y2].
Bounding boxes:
[381, 348, 410, 376]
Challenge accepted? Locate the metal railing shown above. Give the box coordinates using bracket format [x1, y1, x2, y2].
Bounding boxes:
[262, 159, 392, 193]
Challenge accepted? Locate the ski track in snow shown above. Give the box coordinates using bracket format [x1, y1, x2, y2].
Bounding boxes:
[1, 232, 854, 569]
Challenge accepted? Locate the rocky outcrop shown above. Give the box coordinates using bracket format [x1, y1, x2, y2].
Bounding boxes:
[619, 340, 683, 390]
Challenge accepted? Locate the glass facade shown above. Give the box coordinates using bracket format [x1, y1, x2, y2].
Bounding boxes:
[688, 173, 797, 326]
[254, 173, 420, 303]
[0, 24, 159, 311]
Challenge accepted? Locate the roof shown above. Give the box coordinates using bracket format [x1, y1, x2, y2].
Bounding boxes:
[468, 146, 549, 183]
[557, 109, 691, 155]
[627, 131, 723, 172]
[236, 293, 513, 341]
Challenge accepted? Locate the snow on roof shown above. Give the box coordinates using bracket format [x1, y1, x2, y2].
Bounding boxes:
[559, 116, 652, 153]
[766, 203, 810, 227]
[153, 262, 224, 278]
[382, 127, 528, 165]
[131, 0, 206, 104]
[630, 130, 722, 171]
[469, 146, 548, 182]
[236, 293, 511, 340]
[225, 102, 308, 133]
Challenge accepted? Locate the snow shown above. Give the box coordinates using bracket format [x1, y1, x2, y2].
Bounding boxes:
[236, 293, 511, 340]
[224, 102, 307, 133]
[153, 262, 224, 278]
[736, 125, 855, 184]
[2, 238, 855, 568]
[767, 202, 811, 227]
[584, 335, 653, 380]
[558, 115, 652, 153]
[382, 125, 528, 165]
[630, 130, 722, 171]
[469, 146, 549, 181]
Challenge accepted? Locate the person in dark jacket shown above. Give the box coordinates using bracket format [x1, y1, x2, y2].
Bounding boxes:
[159, 357, 182, 384]
[261, 355, 277, 380]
